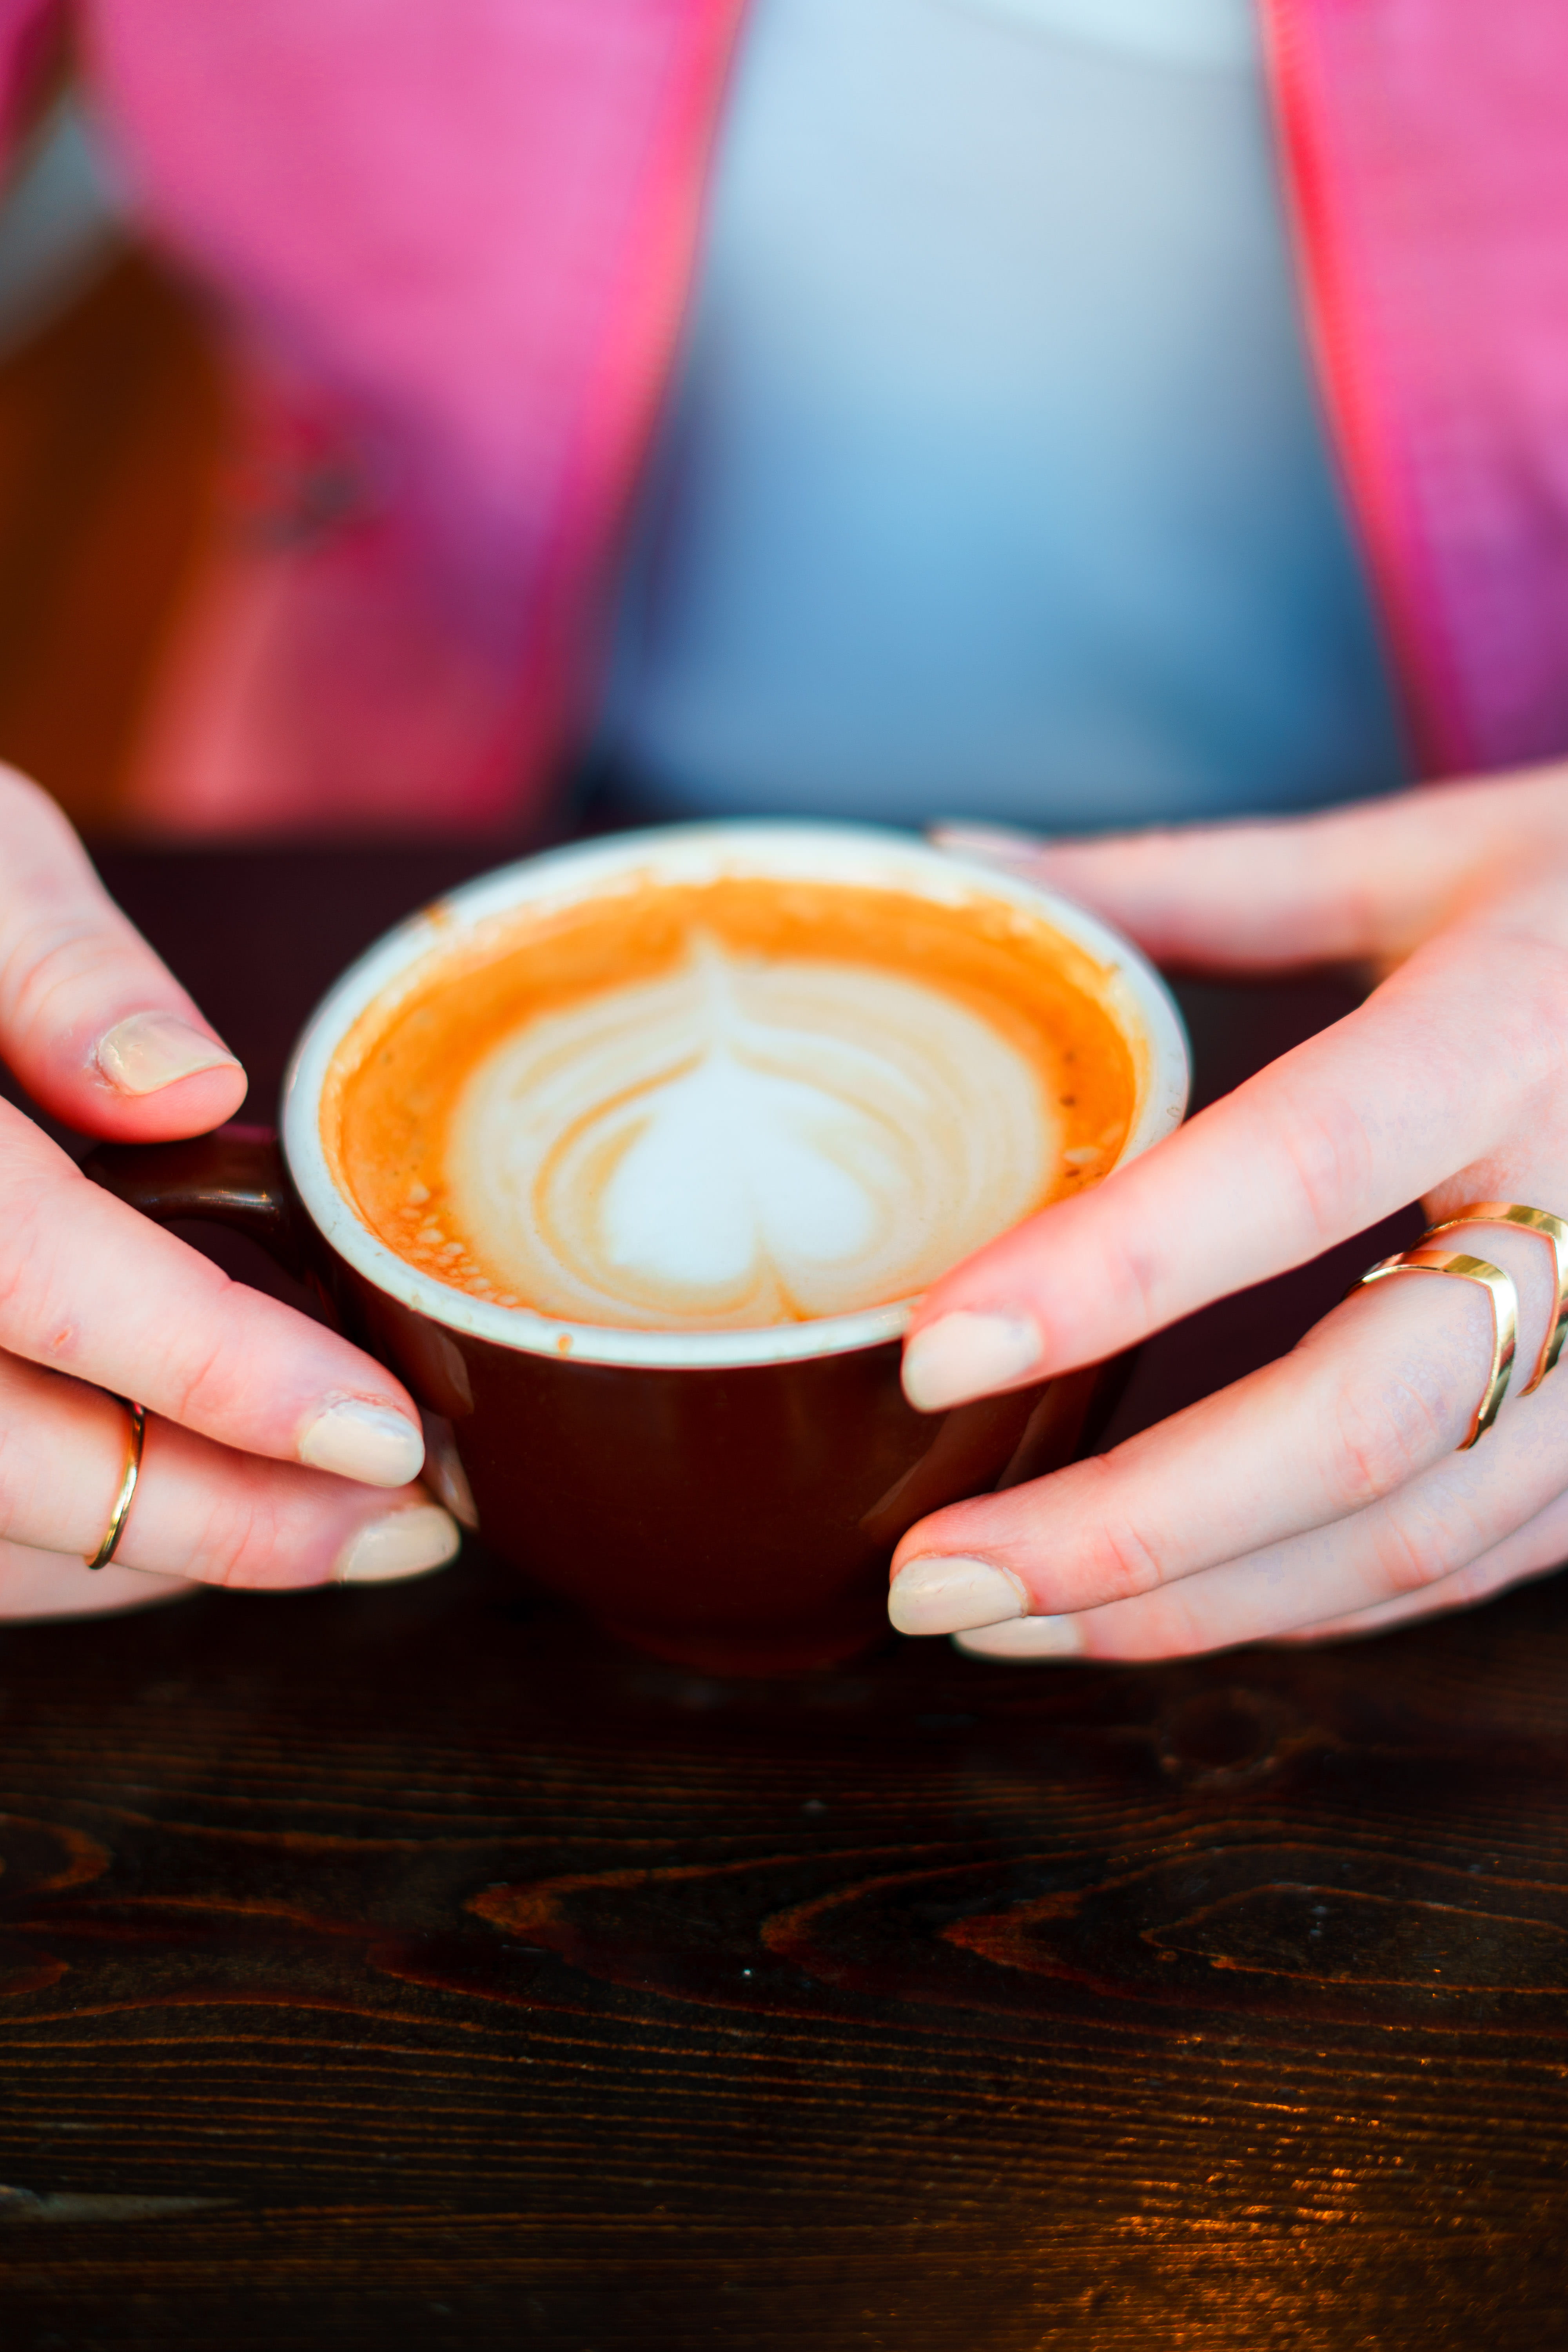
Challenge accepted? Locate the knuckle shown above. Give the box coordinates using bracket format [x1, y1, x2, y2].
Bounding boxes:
[1363, 1509, 1451, 1600]
[1071, 1461, 1167, 1603]
[184, 1477, 295, 1590]
[1078, 1588, 1201, 1662]
[0, 1176, 89, 1365]
[2, 919, 114, 1035]
[1323, 1365, 1450, 1508]
[1094, 1232, 1163, 1336]
[158, 1315, 241, 1428]
[140, 1267, 275, 1438]
[1273, 1092, 1378, 1245]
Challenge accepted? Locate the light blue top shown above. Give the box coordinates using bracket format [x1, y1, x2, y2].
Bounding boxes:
[598, 0, 1408, 830]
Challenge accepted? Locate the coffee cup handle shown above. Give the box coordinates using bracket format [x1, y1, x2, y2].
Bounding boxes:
[81, 1122, 314, 1283]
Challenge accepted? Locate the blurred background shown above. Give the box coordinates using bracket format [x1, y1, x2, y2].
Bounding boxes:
[0, 64, 223, 833]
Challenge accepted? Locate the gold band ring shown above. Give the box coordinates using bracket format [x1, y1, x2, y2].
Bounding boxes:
[1420, 1201, 1568, 1394]
[1349, 1250, 1518, 1450]
[85, 1396, 146, 1570]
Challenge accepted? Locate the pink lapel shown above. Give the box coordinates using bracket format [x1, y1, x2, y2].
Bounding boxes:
[1265, 0, 1568, 778]
[82, 0, 748, 831]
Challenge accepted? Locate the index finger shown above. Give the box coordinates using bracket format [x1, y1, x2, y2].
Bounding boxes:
[0, 1103, 425, 1486]
[902, 922, 1533, 1411]
[935, 764, 1568, 972]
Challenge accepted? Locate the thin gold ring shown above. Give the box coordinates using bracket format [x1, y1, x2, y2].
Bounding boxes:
[85, 1396, 146, 1570]
[1348, 1250, 1518, 1450]
[1420, 1201, 1568, 1393]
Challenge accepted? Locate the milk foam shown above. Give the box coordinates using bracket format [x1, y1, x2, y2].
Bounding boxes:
[444, 936, 1057, 1328]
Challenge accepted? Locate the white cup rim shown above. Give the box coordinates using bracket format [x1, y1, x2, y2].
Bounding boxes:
[281, 820, 1191, 1370]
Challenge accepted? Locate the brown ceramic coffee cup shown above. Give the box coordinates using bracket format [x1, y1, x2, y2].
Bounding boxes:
[89, 823, 1188, 1674]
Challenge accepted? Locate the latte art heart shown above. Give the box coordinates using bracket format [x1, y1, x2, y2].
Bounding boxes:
[324, 866, 1138, 1335]
[445, 938, 1057, 1327]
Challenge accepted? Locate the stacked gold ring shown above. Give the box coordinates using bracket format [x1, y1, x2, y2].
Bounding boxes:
[1349, 1201, 1568, 1450]
[1421, 1203, 1568, 1392]
[84, 1395, 146, 1570]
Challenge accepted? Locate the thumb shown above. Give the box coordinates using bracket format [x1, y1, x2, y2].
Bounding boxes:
[0, 768, 246, 1138]
[932, 769, 1568, 974]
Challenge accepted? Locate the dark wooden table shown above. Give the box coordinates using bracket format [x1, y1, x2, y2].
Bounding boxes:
[1, 845, 1564, 2350]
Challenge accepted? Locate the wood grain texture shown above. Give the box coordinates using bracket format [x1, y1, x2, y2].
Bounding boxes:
[2, 847, 1562, 2351]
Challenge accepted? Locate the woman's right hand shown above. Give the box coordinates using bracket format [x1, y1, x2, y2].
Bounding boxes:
[0, 767, 460, 1619]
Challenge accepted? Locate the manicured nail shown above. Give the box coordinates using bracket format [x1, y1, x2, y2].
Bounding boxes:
[954, 1615, 1084, 1660]
[96, 1011, 242, 1095]
[928, 822, 1045, 872]
[336, 1503, 461, 1585]
[299, 1398, 425, 1487]
[887, 1555, 1029, 1636]
[902, 1310, 1043, 1411]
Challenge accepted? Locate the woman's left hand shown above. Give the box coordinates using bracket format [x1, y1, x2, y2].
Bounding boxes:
[889, 763, 1568, 1660]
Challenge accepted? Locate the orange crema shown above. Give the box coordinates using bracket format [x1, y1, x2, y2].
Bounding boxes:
[320, 873, 1138, 1328]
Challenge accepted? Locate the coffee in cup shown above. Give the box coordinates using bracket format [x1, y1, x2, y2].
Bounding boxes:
[321, 870, 1139, 1335]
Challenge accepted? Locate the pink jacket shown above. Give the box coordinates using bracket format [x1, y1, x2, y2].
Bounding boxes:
[5, 0, 1567, 834]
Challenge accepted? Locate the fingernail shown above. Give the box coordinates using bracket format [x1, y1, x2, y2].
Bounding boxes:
[954, 1615, 1083, 1660]
[336, 1503, 461, 1585]
[887, 1554, 1029, 1636]
[902, 1310, 1042, 1411]
[96, 1011, 241, 1095]
[928, 822, 1045, 872]
[299, 1398, 425, 1486]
